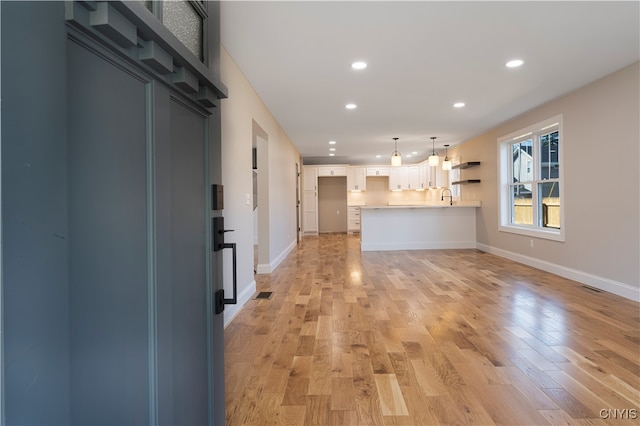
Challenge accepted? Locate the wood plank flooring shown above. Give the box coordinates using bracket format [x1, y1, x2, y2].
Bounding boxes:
[225, 234, 640, 425]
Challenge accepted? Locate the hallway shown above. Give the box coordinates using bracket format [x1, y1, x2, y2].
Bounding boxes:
[224, 234, 639, 425]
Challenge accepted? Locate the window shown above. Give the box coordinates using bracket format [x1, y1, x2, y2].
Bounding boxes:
[162, 1, 204, 61]
[140, 0, 207, 61]
[448, 157, 461, 199]
[498, 115, 564, 241]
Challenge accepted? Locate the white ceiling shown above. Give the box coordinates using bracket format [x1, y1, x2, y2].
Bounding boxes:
[220, 1, 639, 165]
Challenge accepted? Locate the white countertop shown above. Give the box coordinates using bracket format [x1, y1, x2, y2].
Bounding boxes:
[361, 201, 481, 209]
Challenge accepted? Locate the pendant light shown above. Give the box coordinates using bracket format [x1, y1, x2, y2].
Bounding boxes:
[442, 144, 452, 170]
[391, 137, 402, 166]
[428, 136, 439, 166]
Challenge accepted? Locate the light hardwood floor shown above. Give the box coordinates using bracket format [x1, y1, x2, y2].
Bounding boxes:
[225, 234, 640, 425]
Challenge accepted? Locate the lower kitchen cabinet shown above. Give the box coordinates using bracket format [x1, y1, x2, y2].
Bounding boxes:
[348, 206, 361, 233]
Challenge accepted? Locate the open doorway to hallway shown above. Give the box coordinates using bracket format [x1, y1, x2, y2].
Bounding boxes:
[252, 121, 269, 274]
[252, 148, 258, 273]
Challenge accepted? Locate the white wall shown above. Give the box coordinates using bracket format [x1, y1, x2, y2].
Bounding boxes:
[450, 62, 639, 300]
[220, 47, 301, 326]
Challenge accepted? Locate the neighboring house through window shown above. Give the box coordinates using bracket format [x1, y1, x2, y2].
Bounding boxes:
[498, 115, 564, 241]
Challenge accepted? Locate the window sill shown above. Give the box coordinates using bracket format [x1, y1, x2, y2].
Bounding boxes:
[499, 224, 565, 242]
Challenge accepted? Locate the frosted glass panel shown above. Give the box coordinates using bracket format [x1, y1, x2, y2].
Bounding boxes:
[162, 0, 203, 60]
[136, 0, 153, 12]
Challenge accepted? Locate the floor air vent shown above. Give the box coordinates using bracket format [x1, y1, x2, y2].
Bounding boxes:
[255, 291, 273, 300]
[582, 285, 603, 293]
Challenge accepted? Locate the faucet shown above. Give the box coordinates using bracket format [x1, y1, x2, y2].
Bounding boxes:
[441, 188, 453, 206]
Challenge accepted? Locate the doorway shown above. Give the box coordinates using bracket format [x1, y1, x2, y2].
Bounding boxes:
[318, 176, 348, 233]
[296, 162, 301, 242]
[253, 122, 270, 274]
[252, 147, 258, 273]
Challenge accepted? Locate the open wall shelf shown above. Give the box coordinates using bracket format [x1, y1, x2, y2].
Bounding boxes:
[452, 161, 480, 169]
[452, 161, 480, 185]
[451, 179, 481, 185]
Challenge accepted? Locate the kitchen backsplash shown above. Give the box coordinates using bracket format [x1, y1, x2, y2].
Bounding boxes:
[347, 176, 450, 206]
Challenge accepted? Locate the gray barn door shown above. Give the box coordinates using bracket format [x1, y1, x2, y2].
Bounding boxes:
[1, 2, 226, 424]
[67, 38, 150, 424]
[67, 37, 215, 425]
[1, 2, 71, 424]
[165, 98, 209, 425]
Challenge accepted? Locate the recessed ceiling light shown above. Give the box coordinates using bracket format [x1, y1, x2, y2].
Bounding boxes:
[329, 140, 337, 145]
[412, 151, 418, 155]
[329, 153, 335, 156]
[375, 155, 381, 158]
[329, 148, 336, 151]
[345, 103, 357, 109]
[506, 59, 524, 68]
[406, 154, 412, 158]
[351, 61, 367, 70]
[453, 102, 465, 108]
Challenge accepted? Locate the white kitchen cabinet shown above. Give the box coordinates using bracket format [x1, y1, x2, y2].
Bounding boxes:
[366, 167, 390, 177]
[389, 166, 409, 191]
[317, 166, 347, 177]
[302, 191, 318, 234]
[418, 163, 430, 190]
[302, 166, 318, 234]
[407, 166, 420, 190]
[347, 167, 366, 191]
[347, 206, 361, 233]
[389, 166, 421, 190]
[302, 166, 317, 191]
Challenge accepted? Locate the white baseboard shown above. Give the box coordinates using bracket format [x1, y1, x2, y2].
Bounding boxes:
[256, 239, 297, 274]
[223, 279, 256, 328]
[255, 263, 271, 274]
[476, 243, 640, 302]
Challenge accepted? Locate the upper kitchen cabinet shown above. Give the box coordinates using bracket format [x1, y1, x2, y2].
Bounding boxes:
[366, 166, 390, 177]
[388, 166, 421, 190]
[302, 166, 318, 234]
[389, 167, 409, 191]
[347, 167, 366, 191]
[418, 163, 430, 190]
[302, 166, 318, 191]
[407, 166, 420, 190]
[318, 166, 347, 177]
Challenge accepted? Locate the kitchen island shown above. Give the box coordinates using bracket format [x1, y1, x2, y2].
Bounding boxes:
[360, 203, 480, 251]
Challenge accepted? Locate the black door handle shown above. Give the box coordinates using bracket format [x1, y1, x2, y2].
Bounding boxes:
[212, 217, 238, 314]
[212, 217, 235, 251]
[214, 242, 237, 314]
[221, 242, 237, 305]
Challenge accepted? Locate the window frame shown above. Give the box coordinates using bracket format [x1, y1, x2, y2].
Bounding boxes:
[498, 115, 565, 242]
[448, 156, 461, 200]
[143, 0, 208, 63]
